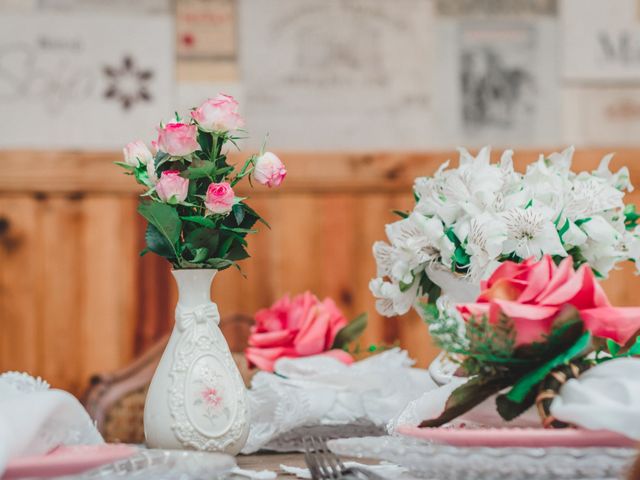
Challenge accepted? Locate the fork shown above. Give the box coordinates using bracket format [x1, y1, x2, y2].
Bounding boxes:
[302, 436, 385, 480]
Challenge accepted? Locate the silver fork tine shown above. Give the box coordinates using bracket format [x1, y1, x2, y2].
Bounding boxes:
[303, 436, 322, 480]
[318, 437, 342, 478]
[311, 436, 335, 479]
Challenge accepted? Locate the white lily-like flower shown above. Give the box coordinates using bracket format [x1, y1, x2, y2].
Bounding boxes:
[579, 215, 621, 245]
[385, 213, 455, 269]
[465, 213, 508, 280]
[369, 278, 418, 317]
[370, 146, 637, 317]
[595, 153, 633, 192]
[372, 241, 395, 278]
[501, 207, 566, 259]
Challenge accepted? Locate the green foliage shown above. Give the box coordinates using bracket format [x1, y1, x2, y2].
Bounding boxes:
[119, 122, 271, 271]
[624, 204, 640, 231]
[332, 313, 368, 350]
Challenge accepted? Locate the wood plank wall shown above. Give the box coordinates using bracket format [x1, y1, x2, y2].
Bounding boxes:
[1, 148, 640, 395]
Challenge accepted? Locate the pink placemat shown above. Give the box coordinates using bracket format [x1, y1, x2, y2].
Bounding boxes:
[397, 425, 637, 448]
[3, 444, 137, 479]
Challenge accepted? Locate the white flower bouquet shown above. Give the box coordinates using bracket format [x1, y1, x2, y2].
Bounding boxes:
[370, 147, 640, 316]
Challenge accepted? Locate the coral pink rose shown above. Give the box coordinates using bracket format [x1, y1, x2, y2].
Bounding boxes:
[122, 140, 153, 167]
[252, 152, 287, 188]
[191, 94, 244, 133]
[155, 170, 188, 204]
[204, 182, 235, 215]
[245, 292, 353, 372]
[458, 255, 640, 346]
[157, 122, 199, 157]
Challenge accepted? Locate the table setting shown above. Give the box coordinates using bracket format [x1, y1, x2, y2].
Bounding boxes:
[2, 95, 640, 480]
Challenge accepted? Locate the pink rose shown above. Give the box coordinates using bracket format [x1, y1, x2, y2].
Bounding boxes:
[157, 122, 199, 157]
[252, 152, 287, 188]
[204, 182, 235, 215]
[122, 140, 153, 167]
[191, 94, 245, 133]
[245, 292, 353, 372]
[155, 170, 188, 204]
[458, 255, 640, 346]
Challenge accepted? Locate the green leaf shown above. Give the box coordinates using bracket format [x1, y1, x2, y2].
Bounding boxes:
[392, 209, 409, 219]
[206, 258, 234, 270]
[241, 202, 270, 229]
[232, 204, 245, 225]
[504, 331, 591, 404]
[145, 223, 176, 258]
[220, 225, 257, 234]
[419, 375, 514, 428]
[197, 131, 213, 155]
[181, 215, 217, 228]
[191, 247, 209, 263]
[184, 161, 217, 179]
[496, 387, 537, 421]
[137, 201, 181, 256]
[331, 313, 368, 349]
[186, 227, 219, 253]
[607, 338, 621, 356]
[225, 243, 250, 261]
[218, 235, 235, 257]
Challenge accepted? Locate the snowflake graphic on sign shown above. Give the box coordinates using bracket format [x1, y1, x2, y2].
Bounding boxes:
[103, 56, 153, 110]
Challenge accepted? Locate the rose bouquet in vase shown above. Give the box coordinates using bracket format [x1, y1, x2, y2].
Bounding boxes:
[117, 94, 286, 454]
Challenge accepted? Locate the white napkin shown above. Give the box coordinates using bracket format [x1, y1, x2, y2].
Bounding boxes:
[242, 348, 435, 453]
[551, 357, 640, 439]
[0, 372, 103, 476]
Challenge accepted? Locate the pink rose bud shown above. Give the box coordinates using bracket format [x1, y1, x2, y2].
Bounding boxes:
[205, 182, 235, 215]
[155, 170, 189, 204]
[252, 152, 287, 188]
[191, 94, 245, 133]
[122, 140, 153, 167]
[156, 122, 199, 157]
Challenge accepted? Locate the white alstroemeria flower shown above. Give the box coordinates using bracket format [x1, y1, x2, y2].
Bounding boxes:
[564, 175, 625, 220]
[465, 213, 508, 279]
[546, 146, 575, 174]
[386, 213, 455, 268]
[369, 278, 418, 317]
[559, 217, 588, 248]
[595, 153, 633, 192]
[523, 156, 568, 215]
[502, 207, 566, 259]
[579, 215, 621, 245]
[372, 241, 395, 278]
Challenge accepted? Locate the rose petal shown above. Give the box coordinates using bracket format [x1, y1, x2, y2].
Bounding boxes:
[245, 346, 297, 372]
[492, 299, 559, 346]
[517, 255, 555, 303]
[581, 307, 640, 345]
[536, 256, 575, 305]
[295, 306, 331, 356]
[322, 349, 354, 365]
[477, 278, 527, 302]
[248, 330, 295, 348]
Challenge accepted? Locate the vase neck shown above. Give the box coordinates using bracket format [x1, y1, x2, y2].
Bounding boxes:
[172, 269, 217, 308]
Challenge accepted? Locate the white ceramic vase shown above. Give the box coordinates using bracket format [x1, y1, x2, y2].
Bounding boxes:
[144, 269, 250, 455]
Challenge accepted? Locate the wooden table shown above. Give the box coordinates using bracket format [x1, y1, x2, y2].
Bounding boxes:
[237, 453, 307, 478]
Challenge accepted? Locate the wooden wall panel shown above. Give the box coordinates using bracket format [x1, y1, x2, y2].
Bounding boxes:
[2, 149, 640, 393]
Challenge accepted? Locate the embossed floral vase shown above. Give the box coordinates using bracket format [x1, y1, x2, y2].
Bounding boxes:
[144, 269, 249, 454]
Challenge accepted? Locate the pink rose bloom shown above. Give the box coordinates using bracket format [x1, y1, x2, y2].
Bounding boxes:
[205, 182, 235, 215]
[458, 255, 640, 346]
[155, 170, 188, 204]
[245, 292, 353, 372]
[252, 152, 287, 188]
[122, 140, 153, 167]
[191, 94, 245, 133]
[157, 122, 199, 157]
